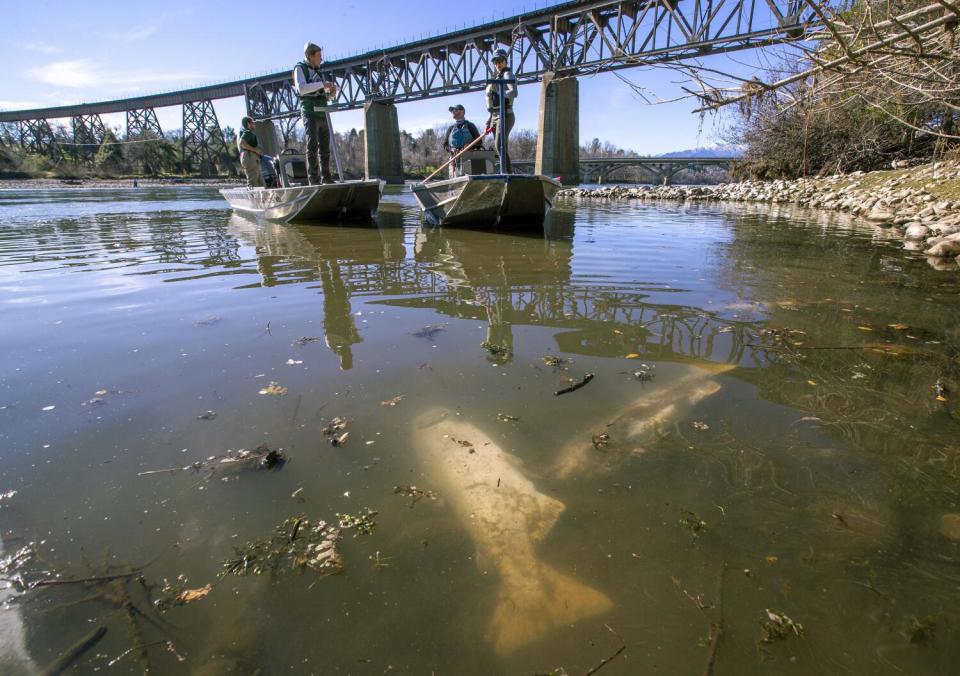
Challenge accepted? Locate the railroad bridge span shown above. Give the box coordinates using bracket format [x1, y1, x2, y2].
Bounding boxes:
[0, 0, 813, 179]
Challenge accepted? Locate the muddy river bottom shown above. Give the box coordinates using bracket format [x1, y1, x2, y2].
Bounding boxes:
[1, 185, 959, 675]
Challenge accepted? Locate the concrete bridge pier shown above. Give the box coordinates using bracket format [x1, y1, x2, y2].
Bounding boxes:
[253, 119, 281, 157]
[364, 99, 404, 184]
[535, 72, 579, 185]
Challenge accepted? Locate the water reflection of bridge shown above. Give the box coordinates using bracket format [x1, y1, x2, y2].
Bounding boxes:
[230, 211, 752, 369]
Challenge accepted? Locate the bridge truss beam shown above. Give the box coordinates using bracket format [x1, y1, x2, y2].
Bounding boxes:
[71, 114, 106, 163]
[0, 1, 816, 125]
[181, 100, 228, 176]
[126, 108, 163, 139]
[19, 119, 63, 162]
[244, 0, 814, 119]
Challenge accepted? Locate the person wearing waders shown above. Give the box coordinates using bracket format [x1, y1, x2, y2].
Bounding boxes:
[293, 43, 338, 185]
[485, 49, 517, 173]
[238, 116, 264, 187]
[442, 104, 481, 178]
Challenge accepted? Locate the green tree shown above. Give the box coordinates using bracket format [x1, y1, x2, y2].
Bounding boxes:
[94, 130, 128, 175]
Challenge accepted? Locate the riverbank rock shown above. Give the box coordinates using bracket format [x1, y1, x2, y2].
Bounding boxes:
[904, 223, 930, 241]
[557, 160, 960, 269]
[926, 235, 960, 257]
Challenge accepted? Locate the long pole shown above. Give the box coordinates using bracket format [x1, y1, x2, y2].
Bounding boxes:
[326, 110, 344, 182]
[497, 77, 507, 175]
[421, 129, 492, 183]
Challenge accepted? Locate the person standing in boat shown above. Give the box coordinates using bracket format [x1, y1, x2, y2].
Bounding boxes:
[238, 116, 264, 187]
[485, 49, 517, 173]
[443, 104, 482, 178]
[293, 42, 338, 185]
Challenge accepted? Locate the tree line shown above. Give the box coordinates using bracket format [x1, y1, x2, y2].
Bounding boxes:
[0, 119, 724, 184]
[701, 0, 960, 178]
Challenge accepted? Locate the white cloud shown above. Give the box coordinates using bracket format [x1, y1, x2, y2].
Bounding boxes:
[0, 100, 40, 110]
[99, 23, 158, 43]
[28, 60, 201, 91]
[21, 41, 63, 54]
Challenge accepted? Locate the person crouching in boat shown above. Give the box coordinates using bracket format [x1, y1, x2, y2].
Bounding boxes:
[294, 42, 338, 185]
[259, 152, 279, 189]
[238, 117, 265, 188]
[443, 104, 481, 178]
[486, 49, 517, 173]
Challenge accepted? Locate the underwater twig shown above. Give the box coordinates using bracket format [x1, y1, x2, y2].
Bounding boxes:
[40, 626, 107, 675]
[33, 571, 141, 588]
[702, 563, 727, 676]
[583, 624, 626, 675]
[555, 373, 595, 396]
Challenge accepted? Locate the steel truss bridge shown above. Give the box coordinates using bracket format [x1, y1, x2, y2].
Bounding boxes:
[0, 0, 815, 172]
[513, 155, 736, 182]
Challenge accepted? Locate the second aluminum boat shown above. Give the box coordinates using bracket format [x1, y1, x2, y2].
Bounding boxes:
[411, 173, 561, 228]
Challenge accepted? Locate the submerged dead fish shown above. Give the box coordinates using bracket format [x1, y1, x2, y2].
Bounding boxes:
[553, 363, 735, 479]
[413, 409, 612, 656]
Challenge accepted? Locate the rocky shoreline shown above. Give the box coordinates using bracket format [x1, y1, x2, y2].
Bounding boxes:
[559, 161, 960, 263]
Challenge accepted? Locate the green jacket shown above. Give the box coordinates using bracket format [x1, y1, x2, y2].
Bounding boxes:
[296, 61, 329, 118]
[238, 128, 258, 151]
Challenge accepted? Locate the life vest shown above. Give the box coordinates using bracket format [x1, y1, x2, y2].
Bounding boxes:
[238, 128, 258, 151]
[449, 121, 475, 149]
[296, 61, 329, 117]
[486, 69, 515, 113]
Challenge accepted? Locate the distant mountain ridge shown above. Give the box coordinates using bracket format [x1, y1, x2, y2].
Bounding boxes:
[659, 145, 743, 158]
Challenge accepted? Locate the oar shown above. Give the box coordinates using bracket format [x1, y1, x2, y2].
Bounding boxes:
[421, 128, 493, 184]
[325, 110, 345, 182]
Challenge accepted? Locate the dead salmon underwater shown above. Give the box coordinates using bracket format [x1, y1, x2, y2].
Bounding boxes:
[411, 409, 612, 656]
[553, 362, 736, 480]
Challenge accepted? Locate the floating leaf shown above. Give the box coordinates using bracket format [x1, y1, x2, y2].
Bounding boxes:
[155, 577, 212, 611]
[625, 353, 642, 359]
[761, 609, 804, 643]
[888, 323, 909, 331]
[807, 380, 818, 386]
[178, 585, 212, 604]
[258, 382, 287, 396]
[857, 325, 874, 332]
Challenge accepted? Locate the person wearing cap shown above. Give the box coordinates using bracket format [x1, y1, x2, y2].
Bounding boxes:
[443, 104, 482, 177]
[238, 116, 264, 188]
[485, 49, 517, 173]
[293, 42, 338, 185]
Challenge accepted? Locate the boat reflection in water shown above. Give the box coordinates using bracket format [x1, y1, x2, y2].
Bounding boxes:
[228, 208, 408, 370]
[230, 204, 751, 369]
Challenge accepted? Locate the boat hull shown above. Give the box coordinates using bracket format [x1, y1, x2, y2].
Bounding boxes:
[411, 174, 561, 228]
[220, 180, 385, 224]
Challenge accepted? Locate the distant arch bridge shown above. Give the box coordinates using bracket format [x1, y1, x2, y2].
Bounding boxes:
[512, 155, 736, 183]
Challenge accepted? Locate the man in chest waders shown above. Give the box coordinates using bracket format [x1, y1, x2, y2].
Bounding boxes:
[443, 104, 481, 178]
[486, 49, 517, 173]
[293, 43, 338, 185]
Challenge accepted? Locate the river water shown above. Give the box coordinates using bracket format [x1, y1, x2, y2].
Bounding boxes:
[1, 185, 959, 675]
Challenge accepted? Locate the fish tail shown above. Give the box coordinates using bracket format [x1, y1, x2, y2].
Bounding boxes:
[486, 561, 613, 655]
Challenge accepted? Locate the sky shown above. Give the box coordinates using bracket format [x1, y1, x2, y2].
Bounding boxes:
[0, 0, 765, 154]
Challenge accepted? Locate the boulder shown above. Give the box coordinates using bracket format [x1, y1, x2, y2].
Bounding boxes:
[903, 223, 931, 240]
[926, 238, 960, 257]
[867, 209, 895, 223]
